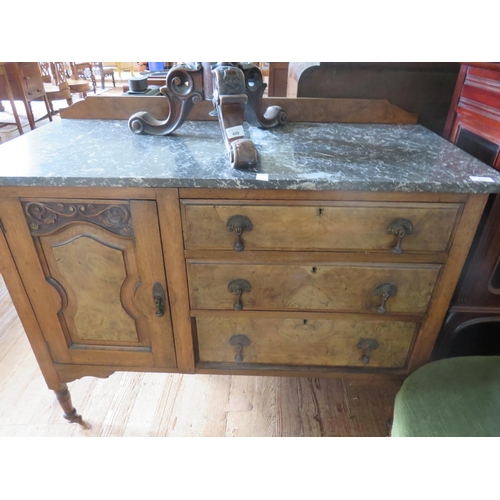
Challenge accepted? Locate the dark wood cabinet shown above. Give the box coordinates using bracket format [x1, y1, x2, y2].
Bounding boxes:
[433, 63, 500, 358]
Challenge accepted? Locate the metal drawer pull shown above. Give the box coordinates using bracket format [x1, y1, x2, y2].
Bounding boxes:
[152, 282, 166, 317]
[228, 279, 251, 310]
[373, 283, 398, 314]
[226, 215, 253, 252]
[357, 338, 379, 365]
[229, 334, 251, 363]
[386, 218, 414, 254]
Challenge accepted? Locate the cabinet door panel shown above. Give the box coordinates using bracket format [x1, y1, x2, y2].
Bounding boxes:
[42, 225, 142, 344]
[17, 199, 176, 368]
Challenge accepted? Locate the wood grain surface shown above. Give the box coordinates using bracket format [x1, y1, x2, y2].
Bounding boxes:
[47, 232, 138, 343]
[188, 262, 441, 314]
[196, 316, 416, 368]
[0, 275, 399, 436]
[59, 95, 418, 125]
[182, 201, 462, 253]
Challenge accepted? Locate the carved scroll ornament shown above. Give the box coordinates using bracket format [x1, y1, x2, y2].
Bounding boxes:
[22, 201, 134, 237]
[128, 63, 204, 136]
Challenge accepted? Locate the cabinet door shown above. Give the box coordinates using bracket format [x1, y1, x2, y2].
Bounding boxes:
[12, 199, 176, 368]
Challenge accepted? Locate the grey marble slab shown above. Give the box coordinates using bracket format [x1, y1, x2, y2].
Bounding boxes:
[1, 119, 500, 193]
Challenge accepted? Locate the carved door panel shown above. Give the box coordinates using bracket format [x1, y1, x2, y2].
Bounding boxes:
[20, 199, 176, 368]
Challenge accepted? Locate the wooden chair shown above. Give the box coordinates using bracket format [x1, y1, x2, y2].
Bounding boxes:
[60, 63, 90, 98]
[105, 62, 135, 83]
[92, 63, 115, 89]
[70, 63, 97, 94]
[38, 62, 73, 114]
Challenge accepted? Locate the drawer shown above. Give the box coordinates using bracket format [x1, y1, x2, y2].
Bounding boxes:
[181, 200, 462, 253]
[18, 62, 44, 91]
[196, 316, 417, 368]
[188, 262, 441, 314]
[25, 87, 45, 98]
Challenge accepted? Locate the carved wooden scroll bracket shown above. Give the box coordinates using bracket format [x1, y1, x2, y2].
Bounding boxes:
[128, 62, 286, 169]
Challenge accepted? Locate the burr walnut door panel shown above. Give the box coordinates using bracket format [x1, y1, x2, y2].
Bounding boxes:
[21, 199, 176, 368]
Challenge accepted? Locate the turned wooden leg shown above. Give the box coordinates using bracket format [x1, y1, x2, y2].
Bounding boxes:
[54, 384, 90, 429]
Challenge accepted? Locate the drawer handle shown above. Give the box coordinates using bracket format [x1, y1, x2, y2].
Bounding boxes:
[226, 215, 253, 252]
[373, 283, 398, 314]
[152, 282, 166, 317]
[228, 279, 251, 311]
[357, 338, 379, 365]
[386, 218, 414, 254]
[229, 334, 251, 363]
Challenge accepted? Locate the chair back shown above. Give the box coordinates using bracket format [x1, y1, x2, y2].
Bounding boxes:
[38, 63, 70, 91]
[39, 62, 53, 83]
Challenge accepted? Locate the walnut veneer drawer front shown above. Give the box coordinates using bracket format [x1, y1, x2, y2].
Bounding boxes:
[181, 201, 462, 253]
[196, 317, 416, 368]
[188, 262, 441, 314]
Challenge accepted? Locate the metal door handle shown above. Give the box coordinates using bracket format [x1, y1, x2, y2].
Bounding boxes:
[152, 282, 166, 317]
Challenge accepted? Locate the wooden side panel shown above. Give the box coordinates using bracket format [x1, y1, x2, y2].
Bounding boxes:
[0, 198, 72, 364]
[409, 193, 489, 371]
[182, 201, 462, 253]
[196, 317, 416, 368]
[188, 262, 441, 314]
[0, 228, 63, 390]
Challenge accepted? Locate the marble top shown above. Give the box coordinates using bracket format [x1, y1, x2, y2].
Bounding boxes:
[1, 119, 500, 193]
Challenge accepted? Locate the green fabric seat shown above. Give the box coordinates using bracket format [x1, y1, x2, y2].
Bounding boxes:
[392, 356, 500, 437]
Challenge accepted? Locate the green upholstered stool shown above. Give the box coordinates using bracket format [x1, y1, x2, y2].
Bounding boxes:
[392, 356, 500, 437]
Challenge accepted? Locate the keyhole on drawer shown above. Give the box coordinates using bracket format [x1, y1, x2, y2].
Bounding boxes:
[317, 208, 324, 216]
[303, 319, 308, 325]
[312, 267, 317, 274]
